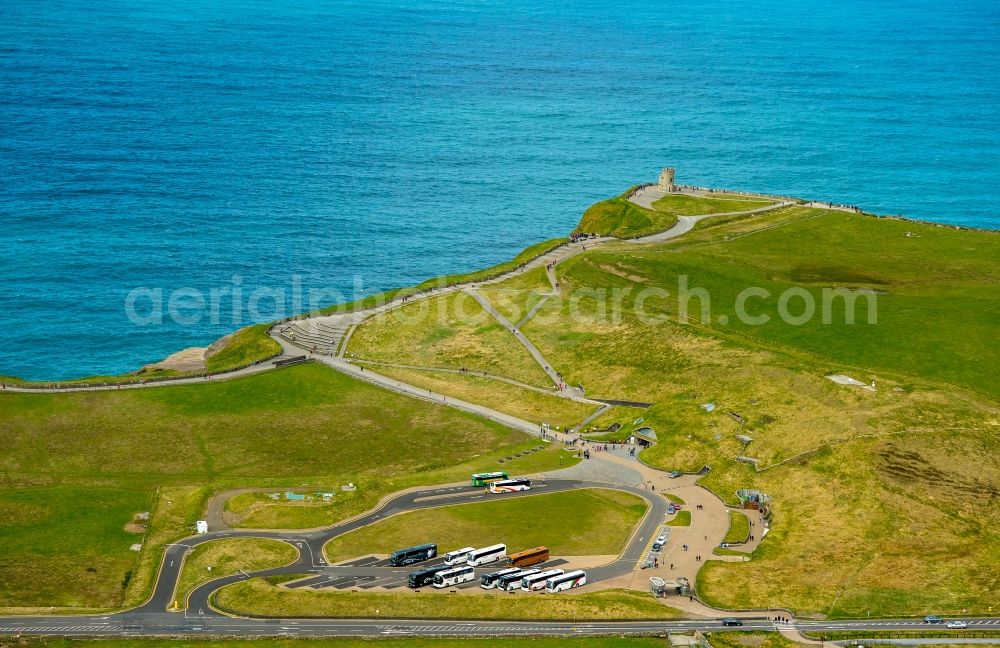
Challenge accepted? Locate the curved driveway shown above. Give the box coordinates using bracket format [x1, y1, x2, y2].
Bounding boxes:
[5, 476, 999, 639]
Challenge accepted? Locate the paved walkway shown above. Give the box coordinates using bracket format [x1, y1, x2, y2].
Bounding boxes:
[581, 448, 768, 618]
[627, 186, 795, 243]
[544, 453, 644, 486]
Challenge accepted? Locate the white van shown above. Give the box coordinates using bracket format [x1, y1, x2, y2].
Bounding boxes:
[443, 546, 475, 565]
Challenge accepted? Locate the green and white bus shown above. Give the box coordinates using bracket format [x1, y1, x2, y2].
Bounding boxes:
[471, 471, 508, 487]
[545, 569, 587, 593]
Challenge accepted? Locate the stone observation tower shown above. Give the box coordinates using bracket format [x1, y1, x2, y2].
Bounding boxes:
[658, 167, 677, 192]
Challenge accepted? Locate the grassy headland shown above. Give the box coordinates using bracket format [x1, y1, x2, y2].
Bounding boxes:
[342, 191, 999, 617]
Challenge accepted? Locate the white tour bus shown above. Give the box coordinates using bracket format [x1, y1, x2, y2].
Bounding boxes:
[443, 546, 475, 565]
[545, 569, 587, 593]
[480, 567, 522, 589]
[521, 568, 564, 591]
[489, 477, 532, 494]
[466, 543, 507, 566]
[497, 568, 538, 591]
[432, 564, 475, 588]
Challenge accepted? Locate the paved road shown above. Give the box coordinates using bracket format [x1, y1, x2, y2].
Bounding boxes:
[0, 479, 669, 634]
[4, 476, 998, 638]
[5, 615, 1000, 639]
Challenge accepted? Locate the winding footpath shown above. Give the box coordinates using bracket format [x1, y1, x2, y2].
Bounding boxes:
[6, 187, 986, 641]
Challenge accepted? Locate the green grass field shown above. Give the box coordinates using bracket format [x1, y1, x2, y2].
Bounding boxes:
[722, 511, 750, 544]
[323, 488, 648, 563]
[665, 510, 691, 527]
[347, 292, 553, 387]
[172, 538, 297, 609]
[214, 578, 681, 620]
[220, 442, 580, 530]
[562, 208, 1000, 399]
[369, 364, 598, 430]
[0, 362, 566, 611]
[649, 193, 774, 217]
[344, 196, 999, 617]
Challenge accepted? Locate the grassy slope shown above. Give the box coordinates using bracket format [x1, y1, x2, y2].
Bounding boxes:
[172, 538, 296, 609]
[575, 195, 668, 238]
[478, 265, 553, 323]
[215, 578, 681, 620]
[594, 209, 1000, 399]
[371, 365, 597, 430]
[347, 292, 552, 388]
[509, 207, 1000, 616]
[204, 323, 282, 372]
[324, 488, 648, 562]
[0, 362, 558, 610]
[222, 442, 580, 530]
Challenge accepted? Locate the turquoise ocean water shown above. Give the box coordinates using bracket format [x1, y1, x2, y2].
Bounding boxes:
[2, 0, 998, 380]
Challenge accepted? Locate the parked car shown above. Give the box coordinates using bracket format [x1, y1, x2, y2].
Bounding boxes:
[924, 615, 944, 624]
[721, 618, 743, 626]
[669, 471, 682, 478]
[946, 621, 967, 629]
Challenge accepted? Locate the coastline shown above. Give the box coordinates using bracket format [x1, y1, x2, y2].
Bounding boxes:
[4, 183, 997, 388]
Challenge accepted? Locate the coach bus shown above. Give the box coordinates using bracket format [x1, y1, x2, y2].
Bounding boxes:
[443, 546, 475, 565]
[389, 543, 437, 567]
[521, 568, 564, 591]
[488, 477, 532, 494]
[509, 546, 549, 568]
[466, 543, 506, 566]
[480, 567, 521, 589]
[471, 471, 508, 487]
[497, 568, 539, 591]
[407, 565, 450, 588]
[545, 569, 587, 593]
[432, 564, 476, 588]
